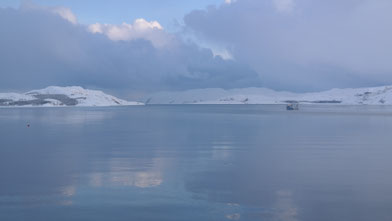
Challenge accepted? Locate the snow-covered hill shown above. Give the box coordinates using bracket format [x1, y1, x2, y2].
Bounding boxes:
[145, 86, 392, 105]
[0, 86, 143, 107]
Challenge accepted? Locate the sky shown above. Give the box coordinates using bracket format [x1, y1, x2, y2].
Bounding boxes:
[0, 0, 223, 30]
[1, 0, 392, 97]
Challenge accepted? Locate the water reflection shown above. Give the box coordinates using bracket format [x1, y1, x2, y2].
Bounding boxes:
[2, 105, 392, 221]
[59, 185, 76, 206]
[89, 158, 164, 188]
[212, 142, 236, 161]
[226, 213, 241, 220]
[0, 107, 113, 125]
[110, 171, 162, 188]
[273, 190, 298, 221]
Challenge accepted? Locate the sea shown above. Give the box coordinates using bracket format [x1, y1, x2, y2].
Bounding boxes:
[1, 105, 392, 221]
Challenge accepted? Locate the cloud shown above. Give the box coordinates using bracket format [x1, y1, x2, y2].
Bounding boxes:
[88, 19, 172, 48]
[50, 6, 78, 24]
[273, 0, 295, 13]
[224, 0, 237, 4]
[0, 5, 261, 97]
[184, 0, 392, 91]
[20, 1, 77, 24]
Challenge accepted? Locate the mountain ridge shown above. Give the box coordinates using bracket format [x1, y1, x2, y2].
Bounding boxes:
[0, 86, 143, 107]
[145, 85, 392, 105]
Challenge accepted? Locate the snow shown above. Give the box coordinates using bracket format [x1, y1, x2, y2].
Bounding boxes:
[0, 93, 35, 101]
[0, 86, 143, 107]
[4, 85, 392, 107]
[146, 86, 392, 105]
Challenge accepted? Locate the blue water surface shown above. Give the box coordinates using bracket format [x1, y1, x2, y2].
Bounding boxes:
[1, 105, 392, 221]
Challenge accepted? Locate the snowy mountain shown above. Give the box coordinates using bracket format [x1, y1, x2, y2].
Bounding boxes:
[145, 86, 392, 105]
[0, 86, 143, 107]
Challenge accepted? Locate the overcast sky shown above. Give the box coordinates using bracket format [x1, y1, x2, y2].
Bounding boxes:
[1, 0, 392, 97]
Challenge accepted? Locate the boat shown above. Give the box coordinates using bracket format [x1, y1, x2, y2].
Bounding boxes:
[286, 103, 299, 110]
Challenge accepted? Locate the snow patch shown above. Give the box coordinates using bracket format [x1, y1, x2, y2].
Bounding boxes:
[0, 86, 143, 107]
[146, 86, 392, 105]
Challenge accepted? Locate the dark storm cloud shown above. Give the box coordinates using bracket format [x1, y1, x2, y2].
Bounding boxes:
[0, 6, 261, 96]
[184, 0, 392, 92]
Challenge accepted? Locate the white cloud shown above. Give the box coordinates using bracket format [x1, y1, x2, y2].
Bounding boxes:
[133, 18, 163, 30]
[273, 0, 295, 13]
[210, 47, 233, 60]
[185, 0, 392, 91]
[50, 6, 77, 24]
[225, 0, 237, 4]
[20, 1, 77, 24]
[0, 6, 261, 93]
[88, 18, 172, 48]
[20, 3, 171, 48]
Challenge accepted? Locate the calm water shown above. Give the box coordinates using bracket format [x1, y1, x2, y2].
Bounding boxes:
[1, 105, 392, 221]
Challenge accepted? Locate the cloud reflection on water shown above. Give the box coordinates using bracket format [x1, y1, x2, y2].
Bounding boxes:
[0, 108, 113, 125]
[89, 157, 165, 188]
[3, 106, 392, 221]
[273, 190, 298, 221]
